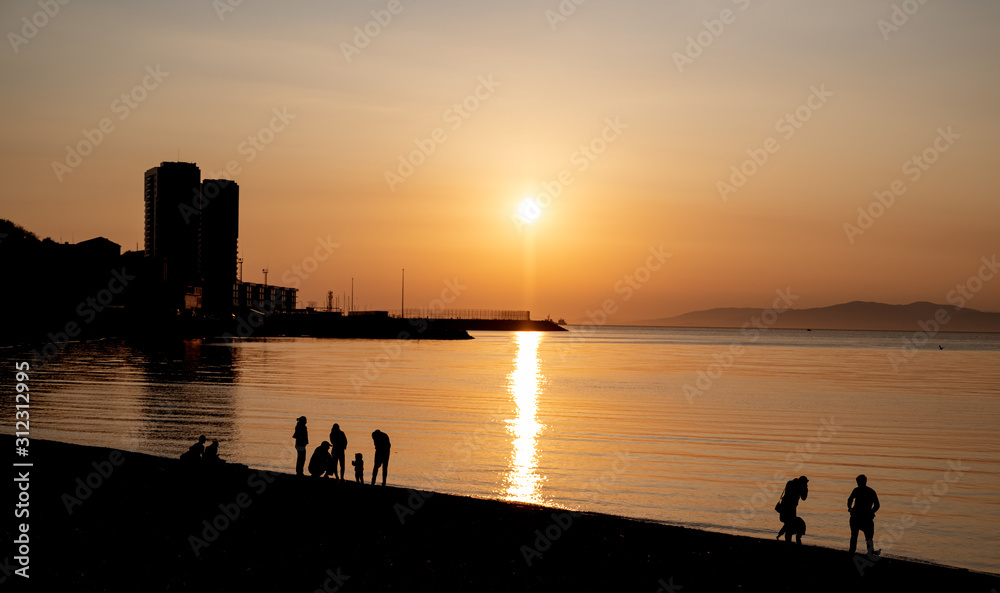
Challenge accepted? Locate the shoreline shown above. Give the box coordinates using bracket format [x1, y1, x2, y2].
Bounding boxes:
[4, 436, 997, 592]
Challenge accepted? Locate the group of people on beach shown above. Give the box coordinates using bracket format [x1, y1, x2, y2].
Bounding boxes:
[181, 425, 881, 557]
[776, 474, 882, 557]
[179, 435, 224, 464]
[293, 416, 391, 485]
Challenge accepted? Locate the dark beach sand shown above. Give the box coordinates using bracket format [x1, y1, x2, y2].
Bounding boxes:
[4, 436, 998, 592]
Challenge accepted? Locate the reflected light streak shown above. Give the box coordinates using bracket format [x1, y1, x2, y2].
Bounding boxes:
[504, 332, 545, 503]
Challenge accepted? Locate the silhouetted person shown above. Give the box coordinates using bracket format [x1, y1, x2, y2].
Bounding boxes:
[329, 423, 348, 480]
[371, 429, 391, 486]
[309, 441, 333, 478]
[352, 453, 365, 484]
[204, 440, 222, 464]
[777, 517, 807, 544]
[776, 476, 809, 543]
[848, 474, 881, 557]
[180, 435, 207, 463]
[293, 416, 309, 476]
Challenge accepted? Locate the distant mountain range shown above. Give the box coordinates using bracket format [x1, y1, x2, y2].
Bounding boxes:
[636, 301, 1000, 333]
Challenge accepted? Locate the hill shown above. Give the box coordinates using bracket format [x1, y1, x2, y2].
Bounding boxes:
[638, 301, 1000, 332]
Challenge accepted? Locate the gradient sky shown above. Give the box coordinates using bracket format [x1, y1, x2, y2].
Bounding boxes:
[2, 0, 998, 321]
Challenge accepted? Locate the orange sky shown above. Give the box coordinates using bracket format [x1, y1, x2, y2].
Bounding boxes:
[2, 0, 998, 321]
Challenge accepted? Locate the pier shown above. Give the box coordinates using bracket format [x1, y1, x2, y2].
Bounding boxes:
[253, 308, 566, 338]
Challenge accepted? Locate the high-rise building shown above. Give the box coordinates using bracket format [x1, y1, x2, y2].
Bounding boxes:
[143, 160, 290, 318]
[199, 179, 239, 314]
[143, 162, 202, 305]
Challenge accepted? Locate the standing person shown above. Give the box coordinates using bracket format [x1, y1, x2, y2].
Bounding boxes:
[329, 423, 348, 480]
[293, 416, 309, 477]
[776, 476, 809, 543]
[371, 429, 391, 486]
[847, 474, 881, 557]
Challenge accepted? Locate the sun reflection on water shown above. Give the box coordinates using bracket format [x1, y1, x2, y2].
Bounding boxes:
[504, 332, 545, 503]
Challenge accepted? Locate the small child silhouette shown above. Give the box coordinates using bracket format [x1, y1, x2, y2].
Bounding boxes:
[352, 453, 364, 484]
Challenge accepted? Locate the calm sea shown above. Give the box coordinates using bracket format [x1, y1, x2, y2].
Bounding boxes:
[3, 326, 998, 573]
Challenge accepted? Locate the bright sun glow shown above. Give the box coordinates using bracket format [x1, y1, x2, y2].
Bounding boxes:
[517, 198, 542, 223]
[504, 331, 545, 504]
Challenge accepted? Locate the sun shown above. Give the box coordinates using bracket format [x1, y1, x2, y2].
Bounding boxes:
[517, 198, 542, 224]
